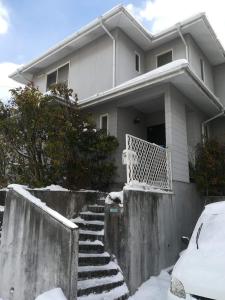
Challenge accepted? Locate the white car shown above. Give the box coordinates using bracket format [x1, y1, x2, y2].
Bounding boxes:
[168, 201, 225, 300]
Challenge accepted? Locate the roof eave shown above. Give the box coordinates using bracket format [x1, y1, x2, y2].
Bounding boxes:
[9, 5, 152, 81]
[79, 64, 223, 113]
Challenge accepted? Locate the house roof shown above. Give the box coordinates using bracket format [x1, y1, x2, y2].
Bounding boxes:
[10, 5, 225, 84]
[78, 59, 224, 116]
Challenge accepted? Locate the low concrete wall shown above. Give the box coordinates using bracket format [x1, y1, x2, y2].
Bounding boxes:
[0, 189, 79, 300]
[31, 190, 106, 219]
[105, 181, 204, 294]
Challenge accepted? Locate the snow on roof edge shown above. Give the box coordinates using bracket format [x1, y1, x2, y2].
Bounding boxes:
[8, 184, 77, 229]
[79, 59, 188, 106]
[11, 7, 224, 82]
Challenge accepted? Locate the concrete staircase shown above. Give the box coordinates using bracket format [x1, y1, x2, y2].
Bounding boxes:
[71, 197, 129, 300]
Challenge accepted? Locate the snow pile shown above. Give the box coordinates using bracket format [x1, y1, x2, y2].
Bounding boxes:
[33, 185, 69, 191]
[7, 184, 77, 229]
[124, 181, 171, 194]
[35, 288, 67, 300]
[0, 205, 5, 212]
[105, 191, 123, 206]
[129, 270, 170, 300]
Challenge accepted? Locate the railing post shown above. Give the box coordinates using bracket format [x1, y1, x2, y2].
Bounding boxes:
[125, 134, 129, 184]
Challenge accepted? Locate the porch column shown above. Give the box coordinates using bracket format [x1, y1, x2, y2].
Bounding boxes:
[165, 85, 189, 183]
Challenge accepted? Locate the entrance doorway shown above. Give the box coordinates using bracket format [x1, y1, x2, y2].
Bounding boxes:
[147, 124, 166, 147]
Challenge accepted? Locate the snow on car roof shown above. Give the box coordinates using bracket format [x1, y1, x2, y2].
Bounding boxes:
[205, 201, 225, 214]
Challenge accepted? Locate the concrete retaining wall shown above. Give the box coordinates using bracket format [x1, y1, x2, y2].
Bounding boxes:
[30, 190, 106, 219]
[0, 189, 79, 300]
[105, 181, 204, 294]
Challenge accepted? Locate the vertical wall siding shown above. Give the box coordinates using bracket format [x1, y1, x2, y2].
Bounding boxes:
[187, 35, 214, 92]
[186, 108, 205, 164]
[33, 34, 113, 99]
[213, 63, 225, 106]
[145, 37, 186, 73]
[116, 29, 145, 85]
[165, 86, 189, 182]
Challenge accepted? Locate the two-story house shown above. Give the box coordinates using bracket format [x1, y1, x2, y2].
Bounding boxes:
[10, 5, 225, 192]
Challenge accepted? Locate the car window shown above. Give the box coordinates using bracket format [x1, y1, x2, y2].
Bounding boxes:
[189, 213, 225, 252]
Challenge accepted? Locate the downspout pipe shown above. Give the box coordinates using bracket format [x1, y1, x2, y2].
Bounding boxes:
[99, 18, 116, 88]
[176, 23, 189, 61]
[201, 110, 225, 144]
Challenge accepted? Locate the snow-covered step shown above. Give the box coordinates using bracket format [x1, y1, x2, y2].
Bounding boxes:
[76, 195, 129, 299]
[79, 240, 104, 254]
[79, 229, 104, 242]
[79, 252, 110, 266]
[80, 211, 105, 221]
[78, 262, 119, 280]
[88, 205, 105, 214]
[77, 272, 124, 297]
[77, 283, 129, 300]
[72, 216, 104, 231]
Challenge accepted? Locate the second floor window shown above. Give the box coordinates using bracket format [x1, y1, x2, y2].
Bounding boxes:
[46, 63, 69, 90]
[135, 53, 140, 72]
[200, 58, 204, 82]
[157, 50, 172, 67]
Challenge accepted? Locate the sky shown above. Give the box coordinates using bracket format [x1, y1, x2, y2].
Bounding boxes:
[1, 0, 225, 100]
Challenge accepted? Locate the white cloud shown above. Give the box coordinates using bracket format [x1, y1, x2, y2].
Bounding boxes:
[0, 1, 9, 34]
[126, 0, 225, 47]
[0, 62, 22, 102]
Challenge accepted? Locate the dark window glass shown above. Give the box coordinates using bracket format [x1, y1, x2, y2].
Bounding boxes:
[58, 64, 69, 86]
[147, 124, 166, 147]
[200, 59, 204, 81]
[157, 51, 172, 67]
[135, 54, 140, 72]
[101, 115, 108, 133]
[46, 71, 57, 90]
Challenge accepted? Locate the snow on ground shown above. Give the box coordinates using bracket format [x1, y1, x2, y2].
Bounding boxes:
[33, 184, 69, 191]
[0, 205, 4, 212]
[129, 270, 171, 300]
[35, 288, 67, 300]
[105, 191, 123, 206]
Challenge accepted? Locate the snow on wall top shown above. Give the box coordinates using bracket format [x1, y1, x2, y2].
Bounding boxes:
[33, 184, 69, 191]
[8, 184, 77, 229]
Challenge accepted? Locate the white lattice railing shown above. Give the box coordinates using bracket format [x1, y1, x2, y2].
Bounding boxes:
[123, 134, 172, 191]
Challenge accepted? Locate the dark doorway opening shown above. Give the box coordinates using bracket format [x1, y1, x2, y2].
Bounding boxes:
[147, 124, 166, 147]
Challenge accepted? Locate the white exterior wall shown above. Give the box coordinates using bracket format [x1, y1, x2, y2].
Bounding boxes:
[84, 102, 118, 137]
[116, 29, 145, 85]
[116, 107, 147, 184]
[33, 34, 113, 100]
[165, 85, 189, 182]
[186, 108, 205, 164]
[145, 37, 186, 72]
[187, 35, 214, 92]
[213, 63, 225, 106]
